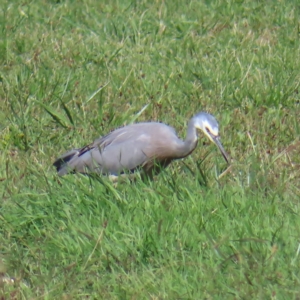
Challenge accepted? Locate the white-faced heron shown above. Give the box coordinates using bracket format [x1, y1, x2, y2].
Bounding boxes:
[53, 112, 229, 177]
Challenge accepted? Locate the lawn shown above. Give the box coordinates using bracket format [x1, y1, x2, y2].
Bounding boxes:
[1, 0, 300, 298]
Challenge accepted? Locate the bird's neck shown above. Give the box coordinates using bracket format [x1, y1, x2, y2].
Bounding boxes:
[176, 119, 198, 158]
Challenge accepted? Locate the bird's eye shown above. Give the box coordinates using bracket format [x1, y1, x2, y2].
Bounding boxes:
[205, 127, 210, 133]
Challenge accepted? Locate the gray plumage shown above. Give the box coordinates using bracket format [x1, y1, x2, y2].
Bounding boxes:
[53, 112, 229, 177]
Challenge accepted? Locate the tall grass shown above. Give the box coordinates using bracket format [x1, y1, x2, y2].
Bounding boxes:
[1, 0, 300, 298]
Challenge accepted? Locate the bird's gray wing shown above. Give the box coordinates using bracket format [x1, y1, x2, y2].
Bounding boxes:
[54, 122, 179, 176]
[87, 128, 151, 174]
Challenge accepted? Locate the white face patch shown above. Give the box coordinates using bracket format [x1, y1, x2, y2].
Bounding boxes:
[193, 113, 221, 145]
[202, 120, 219, 137]
[210, 126, 219, 136]
[195, 120, 219, 143]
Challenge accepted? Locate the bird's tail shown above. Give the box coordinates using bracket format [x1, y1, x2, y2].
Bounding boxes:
[53, 149, 80, 176]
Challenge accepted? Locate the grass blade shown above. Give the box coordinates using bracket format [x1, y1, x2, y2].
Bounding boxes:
[35, 101, 72, 128]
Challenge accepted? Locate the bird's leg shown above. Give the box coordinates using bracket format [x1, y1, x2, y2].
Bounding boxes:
[108, 173, 139, 186]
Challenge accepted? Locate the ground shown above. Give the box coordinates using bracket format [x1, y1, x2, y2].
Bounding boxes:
[0, 0, 300, 298]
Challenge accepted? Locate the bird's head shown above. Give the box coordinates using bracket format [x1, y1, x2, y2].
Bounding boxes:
[194, 112, 230, 164]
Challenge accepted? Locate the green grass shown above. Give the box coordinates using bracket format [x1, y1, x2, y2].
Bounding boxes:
[1, 0, 300, 298]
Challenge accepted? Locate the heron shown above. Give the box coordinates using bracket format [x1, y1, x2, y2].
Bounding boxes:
[53, 112, 229, 178]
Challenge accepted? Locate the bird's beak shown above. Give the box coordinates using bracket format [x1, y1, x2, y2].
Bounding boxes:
[211, 135, 230, 164]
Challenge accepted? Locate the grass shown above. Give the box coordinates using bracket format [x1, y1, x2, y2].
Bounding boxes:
[1, 0, 300, 298]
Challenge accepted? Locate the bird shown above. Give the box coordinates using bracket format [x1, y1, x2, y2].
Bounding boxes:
[53, 112, 229, 178]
